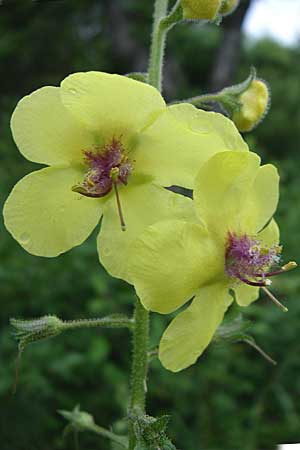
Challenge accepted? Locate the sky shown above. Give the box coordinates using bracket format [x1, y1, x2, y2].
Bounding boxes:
[244, 0, 300, 46]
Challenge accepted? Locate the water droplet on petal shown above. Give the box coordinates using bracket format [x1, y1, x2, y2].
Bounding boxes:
[69, 88, 77, 94]
[103, 247, 111, 257]
[19, 232, 30, 245]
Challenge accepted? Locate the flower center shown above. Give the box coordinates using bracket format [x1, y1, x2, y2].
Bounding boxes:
[225, 232, 297, 311]
[73, 138, 133, 231]
[225, 232, 282, 287]
[73, 138, 132, 198]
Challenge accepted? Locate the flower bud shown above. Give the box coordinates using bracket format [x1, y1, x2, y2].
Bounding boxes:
[11, 315, 63, 350]
[232, 79, 270, 132]
[219, 0, 240, 16]
[59, 405, 95, 432]
[181, 0, 223, 20]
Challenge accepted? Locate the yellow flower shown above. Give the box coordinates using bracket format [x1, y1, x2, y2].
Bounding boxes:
[127, 151, 293, 372]
[3, 72, 247, 281]
[181, 0, 222, 20]
[232, 79, 270, 132]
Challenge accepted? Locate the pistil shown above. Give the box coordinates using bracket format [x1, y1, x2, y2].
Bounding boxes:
[113, 182, 126, 232]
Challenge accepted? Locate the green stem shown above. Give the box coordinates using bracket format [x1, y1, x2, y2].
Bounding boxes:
[62, 316, 134, 331]
[148, 0, 168, 89]
[178, 92, 222, 107]
[148, 0, 182, 90]
[62, 316, 133, 331]
[90, 423, 128, 448]
[128, 298, 150, 449]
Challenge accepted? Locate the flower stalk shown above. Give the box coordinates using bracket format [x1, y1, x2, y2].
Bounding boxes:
[11, 315, 133, 345]
[148, 0, 182, 90]
[59, 405, 128, 448]
[128, 298, 150, 449]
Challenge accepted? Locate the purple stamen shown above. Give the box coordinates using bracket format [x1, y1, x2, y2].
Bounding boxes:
[72, 138, 132, 231]
[73, 138, 132, 198]
[236, 275, 270, 287]
[225, 232, 281, 287]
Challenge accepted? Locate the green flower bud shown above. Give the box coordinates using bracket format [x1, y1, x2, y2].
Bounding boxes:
[219, 0, 240, 16]
[181, 0, 223, 20]
[11, 315, 63, 350]
[59, 405, 95, 432]
[232, 79, 270, 132]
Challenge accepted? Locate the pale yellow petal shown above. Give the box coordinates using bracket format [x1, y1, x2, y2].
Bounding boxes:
[60, 72, 166, 137]
[234, 284, 260, 307]
[134, 103, 248, 189]
[3, 167, 103, 256]
[127, 220, 223, 314]
[159, 283, 232, 372]
[258, 218, 280, 245]
[240, 164, 279, 233]
[98, 183, 197, 283]
[194, 151, 261, 237]
[11, 86, 93, 165]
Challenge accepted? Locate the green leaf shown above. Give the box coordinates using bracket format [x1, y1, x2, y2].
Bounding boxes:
[132, 414, 176, 450]
[213, 305, 276, 365]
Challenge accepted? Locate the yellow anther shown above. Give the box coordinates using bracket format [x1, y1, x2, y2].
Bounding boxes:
[86, 168, 98, 187]
[282, 261, 298, 272]
[110, 167, 120, 182]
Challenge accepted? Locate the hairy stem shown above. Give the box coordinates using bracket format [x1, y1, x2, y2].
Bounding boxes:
[178, 92, 222, 106]
[128, 298, 150, 449]
[148, 0, 169, 90]
[148, 0, 182, 90]
[62, 316, 134, 331]
[90, 423, 128, 448]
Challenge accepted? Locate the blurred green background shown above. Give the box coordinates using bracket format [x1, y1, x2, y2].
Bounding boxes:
[1, 1, 300, 449]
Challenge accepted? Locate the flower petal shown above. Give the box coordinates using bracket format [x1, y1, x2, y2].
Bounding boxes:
[194, 151, 261, 236]
[3, 167, 103, 256]
[134, 103, 248, 189]
[234, 284, 260, 307]
[240, 164, 279, 233]
[258, 218, 280, 245]
[11, 86, 93, 166]
[60, 72, 166, 136]
[98, 183, 197, 284]
[159, 283, 232, 372]
[127, 219, 223, 313]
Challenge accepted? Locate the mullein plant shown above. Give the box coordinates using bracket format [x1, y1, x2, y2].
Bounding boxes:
[6, 0, 296, 448]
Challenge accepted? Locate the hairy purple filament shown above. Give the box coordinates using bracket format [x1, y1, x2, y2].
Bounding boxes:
[225, 232, 281, 287]
[73, 138, 132, 198]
